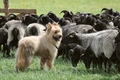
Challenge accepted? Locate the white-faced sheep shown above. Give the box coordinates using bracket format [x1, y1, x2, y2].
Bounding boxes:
[62, 29, 118, 73]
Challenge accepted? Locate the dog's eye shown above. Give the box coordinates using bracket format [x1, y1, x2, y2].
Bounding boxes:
[54, 31, 57, 34]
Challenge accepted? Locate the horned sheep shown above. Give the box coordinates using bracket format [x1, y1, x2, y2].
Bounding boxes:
[62, 29, 118, 72]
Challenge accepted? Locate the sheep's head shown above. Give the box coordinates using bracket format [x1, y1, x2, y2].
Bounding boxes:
[69, 45, 86, 67]
[61, 31, 78, 44]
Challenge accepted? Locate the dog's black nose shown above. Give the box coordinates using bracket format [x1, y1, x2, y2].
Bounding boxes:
[58, 35, 62, 38]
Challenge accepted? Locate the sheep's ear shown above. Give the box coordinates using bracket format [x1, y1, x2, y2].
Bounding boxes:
[47, 23, 52, 34]
[69, 31, 78, 38]
[83, 28, 87, 33]
[73, 31, 78, 35]
[80, 53, 84, 57]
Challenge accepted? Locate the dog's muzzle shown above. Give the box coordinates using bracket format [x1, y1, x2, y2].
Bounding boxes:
[53, 35, 62, 42]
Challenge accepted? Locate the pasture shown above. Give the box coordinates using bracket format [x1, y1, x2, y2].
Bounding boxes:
[0, 0, 120, 80]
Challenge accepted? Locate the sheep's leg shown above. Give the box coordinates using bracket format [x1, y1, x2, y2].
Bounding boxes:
[6, 45, 10, 57]
[107, 59, 112, 73]
[98, 57, 102, 70]
[116, 61, 120, 72]
[104, 58, 107, 72]
[0, 44, 5, 57]
[65, 49, 68, 61]
[92, 57, 97, 71]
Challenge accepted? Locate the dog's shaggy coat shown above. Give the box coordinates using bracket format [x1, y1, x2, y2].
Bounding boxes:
[15, 22, 62, 72]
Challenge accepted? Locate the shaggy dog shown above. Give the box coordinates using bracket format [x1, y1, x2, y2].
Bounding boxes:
[15, 22, 62, 72]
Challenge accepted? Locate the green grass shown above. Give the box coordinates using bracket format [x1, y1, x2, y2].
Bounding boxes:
[0, 0, 120, 80]
[0, 0, 120, 17]
[0, 50, 120, 80]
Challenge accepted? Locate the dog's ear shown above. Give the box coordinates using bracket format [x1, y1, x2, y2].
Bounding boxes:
[53, 22, 58, 26]
[47, 23, 52, 34]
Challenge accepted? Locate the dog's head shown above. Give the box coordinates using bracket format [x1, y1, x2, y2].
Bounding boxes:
[46, 22, 62, 42]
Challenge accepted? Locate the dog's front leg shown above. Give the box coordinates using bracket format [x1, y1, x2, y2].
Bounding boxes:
[46, 57, 55, 69]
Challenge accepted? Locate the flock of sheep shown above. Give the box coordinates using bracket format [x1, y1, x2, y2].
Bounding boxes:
[0, 8, 120, 73]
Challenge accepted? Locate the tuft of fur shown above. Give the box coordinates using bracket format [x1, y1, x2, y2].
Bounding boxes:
[15, 22, 62, 72]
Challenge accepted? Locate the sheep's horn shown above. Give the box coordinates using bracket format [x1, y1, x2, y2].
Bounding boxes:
[60, 10, 68, 14]
[101, 8, 108, 12]
[0, 15, 5, 20]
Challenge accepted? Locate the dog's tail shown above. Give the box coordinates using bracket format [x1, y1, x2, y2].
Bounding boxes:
[15, 43, 34, 72]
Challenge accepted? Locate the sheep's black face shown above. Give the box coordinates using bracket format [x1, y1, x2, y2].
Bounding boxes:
[81, 55, 92, 69]
[69, 49, 79, 67]
[71, 54, 80, 67]
[61, 32, 78, 44]
[69, 47, 81, 67]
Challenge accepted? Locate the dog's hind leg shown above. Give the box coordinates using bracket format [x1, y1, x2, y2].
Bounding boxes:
[40, 57, 47, 70]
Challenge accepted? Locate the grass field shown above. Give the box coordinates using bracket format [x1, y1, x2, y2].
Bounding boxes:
[0, 0, 120, 17]
[0, 0, 120, 80]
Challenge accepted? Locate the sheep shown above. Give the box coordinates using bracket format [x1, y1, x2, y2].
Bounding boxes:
[3, 13, 37, 30]
[37, 14, 54, 26]
[0, 15, 7, 28]
[68, 44, 86, 67]
[6, 21, 26, 57]
[62, 29, 118, 72]
[22, 13, 38, 25]
[7, 13, 20, 21]
[57, 43, 77, 60]
[62, 24, 96, 40]
[101, 8, 118, 16]
[69, 44, 97, 70]
[2, 13, 39, 57]
[115, 32, 120, 71]
[2, 20, 26, 30]
[7, 24, 26, 49]
[58, 24, 96, 59]
[58, 18, 71, 26]
[81, 14, 96, 26]
[0, 27, 10, 57]
[60, 10, 74, 22]
[26, 23, 46, 36]
[47, 11, 60, 22]
[57, 24, 96, 60]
